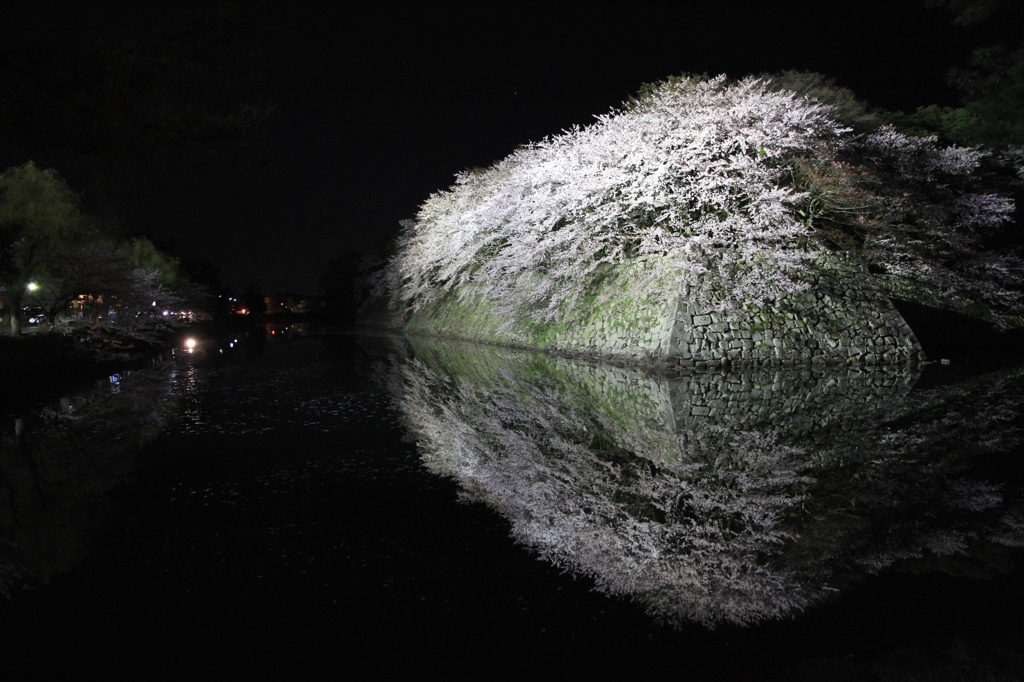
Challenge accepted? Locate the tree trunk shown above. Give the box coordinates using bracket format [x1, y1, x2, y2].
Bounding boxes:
[8, 288, 22, 337]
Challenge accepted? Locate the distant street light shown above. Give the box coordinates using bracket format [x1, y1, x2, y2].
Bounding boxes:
[26, 282, 38, 292]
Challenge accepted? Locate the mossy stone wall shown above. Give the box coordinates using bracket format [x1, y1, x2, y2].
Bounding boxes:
[362, 253, 925, 367]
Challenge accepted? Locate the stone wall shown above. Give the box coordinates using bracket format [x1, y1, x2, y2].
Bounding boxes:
[362, 253, 926, 367]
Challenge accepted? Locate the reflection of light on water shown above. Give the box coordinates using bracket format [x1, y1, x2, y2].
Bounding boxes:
[169, 364, 204, 430]
[264, 322, 311, 341]
[162, 361, 401, 438]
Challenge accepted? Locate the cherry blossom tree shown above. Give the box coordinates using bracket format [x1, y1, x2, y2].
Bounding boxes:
[372, 74, 1022, 330]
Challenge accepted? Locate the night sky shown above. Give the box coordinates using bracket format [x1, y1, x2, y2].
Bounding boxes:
[6, 1, 1024, 293]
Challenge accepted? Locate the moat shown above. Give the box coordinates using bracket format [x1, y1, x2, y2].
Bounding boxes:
[2, 332, 1023, 678]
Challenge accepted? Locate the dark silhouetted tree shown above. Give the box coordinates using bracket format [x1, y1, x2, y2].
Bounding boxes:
[890, 0, 1024, 148]
[0, 162, 202, 346]
[0, 162, 92, 335]
[320, 250, 366, 324]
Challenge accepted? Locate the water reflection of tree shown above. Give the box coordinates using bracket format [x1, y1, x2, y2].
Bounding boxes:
[378, 337, 1024, 627]
[0, 367, 178, 596]
[800, 371, 1024, 582]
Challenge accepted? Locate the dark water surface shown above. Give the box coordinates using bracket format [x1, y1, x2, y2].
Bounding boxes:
[2, 334, 1023, 678]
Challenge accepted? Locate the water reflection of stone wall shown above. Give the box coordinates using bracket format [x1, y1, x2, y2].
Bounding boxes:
[403, 336, 921, 467]
[376, 335, 1024, 627]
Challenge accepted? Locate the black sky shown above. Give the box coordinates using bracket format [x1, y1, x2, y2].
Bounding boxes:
[7, 1, 1024, 293]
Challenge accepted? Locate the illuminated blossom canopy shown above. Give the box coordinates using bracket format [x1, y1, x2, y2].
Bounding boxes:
[375, 75, 1022, 328]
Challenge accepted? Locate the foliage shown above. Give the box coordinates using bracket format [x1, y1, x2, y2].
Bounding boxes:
[788, 125, 1023, 322]
[120, 237, 181, 288]
[0, 162, 204, 349]
[0, 161, 93, 334]
[0, 161, 90, 269]
[373, 75, 1022, 330]
[888, 42, 1024, 149]
[856, 128, 1020, 315]
[946, 42, 1024, 148]
[764, 70, 883, 132]
[923, 0, 1004, 25]
[894, 1, 1024, 149]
